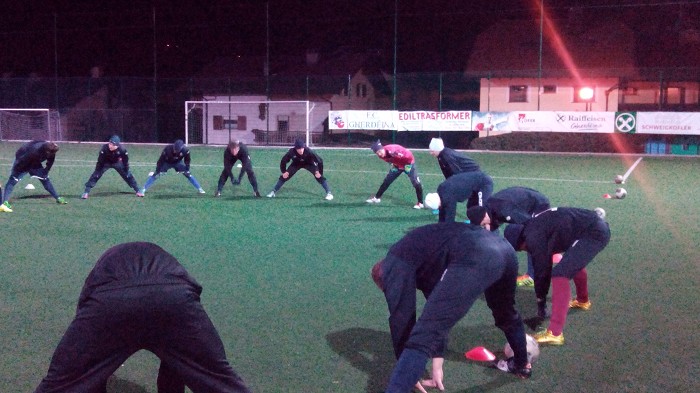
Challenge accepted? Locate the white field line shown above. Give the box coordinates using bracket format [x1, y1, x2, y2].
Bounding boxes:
[622, 157, 643, 182]
[2, 159, 612, 185]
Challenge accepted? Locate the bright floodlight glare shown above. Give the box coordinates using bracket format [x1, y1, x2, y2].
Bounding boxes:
[578, 87, 594, 101]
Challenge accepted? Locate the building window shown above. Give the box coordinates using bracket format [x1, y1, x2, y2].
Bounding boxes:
[356, 83, 367, 98]
[509, 85, 528, 102]
[542, 85, 556, 94]
[278, 115, 289, 132]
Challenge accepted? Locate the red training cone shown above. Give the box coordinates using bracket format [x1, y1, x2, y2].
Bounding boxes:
[603, 194, 612, 199]
[464, 346, 496, 362]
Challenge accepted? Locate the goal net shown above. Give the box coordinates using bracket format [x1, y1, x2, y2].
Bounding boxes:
[0, 108, 62, 141]
[185, 100, 329, 146]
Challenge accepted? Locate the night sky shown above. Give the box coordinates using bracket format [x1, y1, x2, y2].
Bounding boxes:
[1, 0, 698, 78]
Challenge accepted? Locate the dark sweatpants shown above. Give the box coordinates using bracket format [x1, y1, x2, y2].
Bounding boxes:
[84, 162, 139, 193]
[386, 250, 526, 392]
[437, 171, 493, 222]
[34, 285, 250, 393]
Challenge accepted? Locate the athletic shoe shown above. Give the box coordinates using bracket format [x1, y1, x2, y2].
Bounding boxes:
[413, 202, 424, 209]
[0, 202, 12, 213]
[81, 193, 89, 199]
[517, 274, 534, 287]
[214, 191, 221, 197]
[492, 358, 532, 379]
[136, 191, 145, 197]
[325, 192, 334, 201]
[266, 191, 275, 198]
[366, 196, 380, 203]
[56, 197, 68, 205]
[534, 329, 564, 345]
[254, 191, 261, 198]
[569, 299, 592, 310]
[198, 188, 206, 194]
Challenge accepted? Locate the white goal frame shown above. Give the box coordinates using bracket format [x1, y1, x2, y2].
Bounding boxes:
[185, 100, 318, 146]
[0, 108, 62, 141]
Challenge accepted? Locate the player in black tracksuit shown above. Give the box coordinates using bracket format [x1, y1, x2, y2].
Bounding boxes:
[81, 135, 141, 198]
[485, 187, 550, 231]
[431, 145, 481, 179]
[140, 140, 205, 195]
[266, 139, 332, 200]
[34, 242, 251, 393]
[372, 223, 531, 392]
[2, 140, 66, 211]
[429, 138, 492, 222]
[505, 207, 611, 345]
[484, 186, 551, 281]
[215, 141, 260, 197]
[436, 171, 493, 222]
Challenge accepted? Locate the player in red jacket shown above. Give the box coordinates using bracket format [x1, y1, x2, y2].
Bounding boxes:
[366, 140, 424, 209]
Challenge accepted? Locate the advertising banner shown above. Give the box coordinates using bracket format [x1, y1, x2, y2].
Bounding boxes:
[507, 111, 615, 133]
[398, 111, 472, 131]
[636, 112, 700, 135]
[328, 110, 398, 130]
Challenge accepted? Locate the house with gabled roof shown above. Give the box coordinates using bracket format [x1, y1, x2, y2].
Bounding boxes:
[465, 18, 699, 112]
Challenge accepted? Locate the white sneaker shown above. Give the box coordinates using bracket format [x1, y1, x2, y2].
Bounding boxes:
[366, 196, 381, 203]
[267, 191, 276, 198]
[325, 192, 334, 201]
[198, 188, 206, 194]
[413, 203, 424, 209]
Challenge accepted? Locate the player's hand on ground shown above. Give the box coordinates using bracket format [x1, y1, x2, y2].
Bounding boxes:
[413, 381, 428, 393]
[282, 172, 289, 179]
[420, 357, 445, 390]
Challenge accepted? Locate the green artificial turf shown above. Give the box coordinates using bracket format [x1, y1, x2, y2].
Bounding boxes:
[0, 142, 698, 392]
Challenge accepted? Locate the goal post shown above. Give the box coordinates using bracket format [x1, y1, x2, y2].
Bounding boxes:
[0, 108, 62, 141]
[184, 100, 329, 146]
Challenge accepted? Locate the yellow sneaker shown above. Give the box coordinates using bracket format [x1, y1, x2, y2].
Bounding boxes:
[516, 274, 534, 287]
[534, 329, 564, 345]
[569, 299, 591, 310]
[0, 202, 12, 213]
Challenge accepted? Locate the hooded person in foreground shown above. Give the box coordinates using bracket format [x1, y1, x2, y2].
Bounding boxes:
[34, 242, 251, 393]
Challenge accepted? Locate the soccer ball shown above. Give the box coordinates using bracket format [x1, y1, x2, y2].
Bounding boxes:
[615, 188, 627, 199]
[504, 334, 540, 363]
[424, 192, 441, 210]
[614, 175, 624, 184]
[594, 207, 606, 219]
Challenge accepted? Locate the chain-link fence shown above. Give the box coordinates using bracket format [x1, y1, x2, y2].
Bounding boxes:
[1, 68, 698, 150]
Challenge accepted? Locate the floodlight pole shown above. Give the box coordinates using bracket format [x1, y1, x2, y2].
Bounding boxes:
[537, 0, 544, 111]
[392, 0, 398, 143]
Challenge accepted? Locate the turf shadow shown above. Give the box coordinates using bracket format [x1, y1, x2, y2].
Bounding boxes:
[106, 376, 149, 393]
[326, 327, 395, 393]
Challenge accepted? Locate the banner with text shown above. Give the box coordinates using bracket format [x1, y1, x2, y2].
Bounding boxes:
[328, 110, 700, 135]
[329, 110, 398, 130]
[636, 112, 700, 135]
[397, 111, 472, 131]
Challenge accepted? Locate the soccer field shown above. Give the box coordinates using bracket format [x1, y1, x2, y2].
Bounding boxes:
[1, 142, 698, 393]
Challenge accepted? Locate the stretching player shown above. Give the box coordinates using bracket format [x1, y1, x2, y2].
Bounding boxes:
[374, 223, 532, 392]
[81, 135, 142, 199]
[366, 140, 424, 209]
[2, 140, 67, 212]
[433, 171, 493, 222]
[266, 138, 333, 200]
[505, 207, 611, 345]
[473, 186, 552, 286]
[34, 242, 251, 393]
[215, 141, 261, 198]
[139, 140, 205, 195]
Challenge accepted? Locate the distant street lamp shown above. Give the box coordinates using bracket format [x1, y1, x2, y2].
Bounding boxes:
[577, 86, 595, 111]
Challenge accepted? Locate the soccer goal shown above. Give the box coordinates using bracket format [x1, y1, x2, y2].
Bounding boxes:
[184, 100, 330, 146]
[0, 108, 62, 141]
